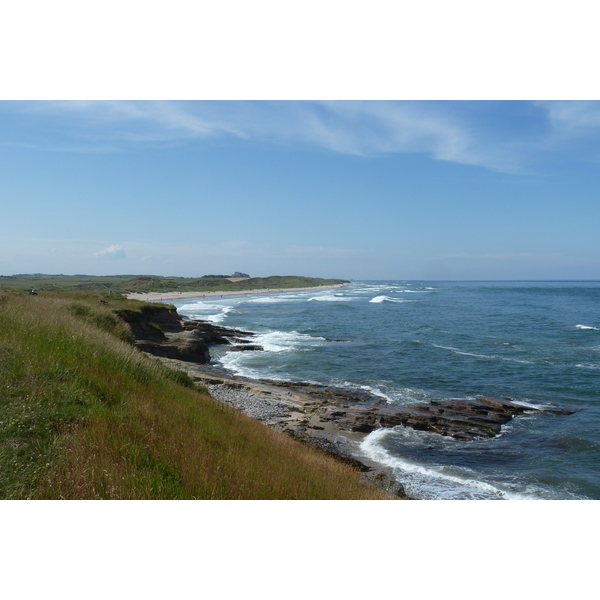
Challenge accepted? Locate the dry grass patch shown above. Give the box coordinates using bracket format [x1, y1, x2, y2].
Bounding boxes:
[35, 383, 389, 499]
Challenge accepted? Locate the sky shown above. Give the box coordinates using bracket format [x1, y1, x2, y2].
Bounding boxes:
[2, 2, 599, 282]
[2, 100, 600, 280]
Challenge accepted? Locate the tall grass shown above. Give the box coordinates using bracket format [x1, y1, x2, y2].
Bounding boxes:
[0, 292, 389, 499]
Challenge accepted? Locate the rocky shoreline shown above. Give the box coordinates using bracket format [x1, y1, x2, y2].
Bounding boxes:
[117, 304, 576, 499]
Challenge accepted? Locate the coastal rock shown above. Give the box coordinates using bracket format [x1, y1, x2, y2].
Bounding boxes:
[123, 309, 576, 498]
[228, 345, 265, 352]
[313, 396, 576, 441]
[116, 306, 173, 341]
[117, 305, 258, 364]
[363, 470, 409, 498]
[256, 380, 386, 405]
[181, 321, 241, 345]
[136, 338, 211, 363]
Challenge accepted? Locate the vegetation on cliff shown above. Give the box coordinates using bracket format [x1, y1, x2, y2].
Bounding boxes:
[0, 291, 385, 499]
[0, 274, 350, 294]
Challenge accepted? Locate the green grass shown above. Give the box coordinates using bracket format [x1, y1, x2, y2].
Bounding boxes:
[0, 274, 350, 294]
[0, 291, 388, 500]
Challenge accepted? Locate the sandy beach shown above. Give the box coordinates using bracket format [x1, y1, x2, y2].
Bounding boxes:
[126, 283, 349, 302]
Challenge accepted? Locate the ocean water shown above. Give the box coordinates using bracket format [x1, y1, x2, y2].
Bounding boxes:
[174, 281, 600, 500]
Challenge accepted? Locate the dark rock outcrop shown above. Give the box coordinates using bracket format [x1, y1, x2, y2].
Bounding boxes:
[116, 306, 174, 341]
[316, 396, 576, 441]
[187, 365, 576, 444]
[228, 345, 265, 352]
[116, 305, 257, 364]
[135, 338, 211, 363]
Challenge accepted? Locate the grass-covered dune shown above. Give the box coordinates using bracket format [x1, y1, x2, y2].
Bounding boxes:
[0, 291, 386, 499]
[0, 274, 350, 294]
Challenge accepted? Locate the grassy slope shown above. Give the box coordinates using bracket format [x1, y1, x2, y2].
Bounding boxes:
[0, 274, 350, 294]
[0, 292, 387, 500]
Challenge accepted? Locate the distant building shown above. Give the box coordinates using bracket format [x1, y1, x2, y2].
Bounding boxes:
[232, 271, 250, 278]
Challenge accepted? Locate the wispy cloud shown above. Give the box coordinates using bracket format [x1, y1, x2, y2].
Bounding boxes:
[94, 244, 126, 259]
[198, 100, 524, 171]
[17, 101, 246, 149]
[11, 100, 600, 173]
[532, 101, 600, 164]
[537, 101, 600, 134]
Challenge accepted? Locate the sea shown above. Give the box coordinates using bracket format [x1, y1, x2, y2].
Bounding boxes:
[173, 281, 600, 500]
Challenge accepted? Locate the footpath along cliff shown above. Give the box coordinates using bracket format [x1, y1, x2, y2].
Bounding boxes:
[117, 305, 576, 497]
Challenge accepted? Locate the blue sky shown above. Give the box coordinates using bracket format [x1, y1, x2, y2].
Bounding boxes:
[2, 100, 600, 280]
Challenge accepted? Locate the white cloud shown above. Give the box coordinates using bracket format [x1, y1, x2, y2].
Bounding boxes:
[199, 100, 498, 168]
[538, 101, 600, 134]
[94, 244, 126, 259]
[305, 102, 467, 155]
[14, 100, 524, 172]
[29, 100, 245, 145]
[22, 100, 600, 173]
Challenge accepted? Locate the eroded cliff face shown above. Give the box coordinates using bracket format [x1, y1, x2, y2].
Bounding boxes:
[115, 305, 256, 364]
[115, 305, 179, 341]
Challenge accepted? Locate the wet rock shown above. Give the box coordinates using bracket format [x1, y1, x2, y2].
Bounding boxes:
[227, 345, 264, 352]
[363, 470, 410, 499]
[539, 406, 577, 416]
[320, 396, 575, 441]
[136, 338, 211, 363]
[119, 305, 261, 364]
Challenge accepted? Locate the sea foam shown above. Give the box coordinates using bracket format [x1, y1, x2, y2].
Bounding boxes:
[307, 294, 353, 302]
[246, 296, 293, 304]
[218, 330, 327, 379]
[360, 428, 540, 500]
[369, 295, 409, 303]
[255, 330, 325, 352]
[204, 306, 235, 323]
[177, 300, 236, 323]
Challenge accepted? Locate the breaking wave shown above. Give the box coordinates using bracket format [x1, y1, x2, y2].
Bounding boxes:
[369, 295, 410, 303]
[360, 429, 541, 500]
[307, 293, 354, 302]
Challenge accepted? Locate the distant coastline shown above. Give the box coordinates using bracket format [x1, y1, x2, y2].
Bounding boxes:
[126, 283, 350, 302]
